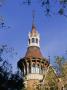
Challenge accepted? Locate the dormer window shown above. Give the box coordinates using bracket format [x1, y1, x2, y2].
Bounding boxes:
[32, 38, 35, 43]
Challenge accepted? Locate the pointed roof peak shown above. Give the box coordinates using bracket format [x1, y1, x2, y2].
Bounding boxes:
[31, 25, 37, 35]
[32, 10, 35, 26]
[31, 10, 37, 35]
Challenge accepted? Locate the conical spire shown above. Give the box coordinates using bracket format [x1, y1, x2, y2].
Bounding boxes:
[31, 11, 37, 36]
[31, 26, 37, 36]
[28, 11, 40, 47]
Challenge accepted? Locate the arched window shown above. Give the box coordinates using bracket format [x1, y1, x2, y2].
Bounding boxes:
[36, 64, 40, 74]
[31, 64, 36, 73]
[36, 38, 38, 43]
[32, 38, 35, 43]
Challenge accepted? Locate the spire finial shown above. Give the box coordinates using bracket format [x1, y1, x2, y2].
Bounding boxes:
[32, 10, 35, 25]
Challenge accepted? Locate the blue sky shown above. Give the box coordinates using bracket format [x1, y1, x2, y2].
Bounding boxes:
[0, 0, 67, 72]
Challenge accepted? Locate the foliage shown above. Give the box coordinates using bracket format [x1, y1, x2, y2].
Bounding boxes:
[54, 56, 67, 89]
[22, 0, 67, 16]
[61, 62, 67, 80]
[54, 56, 65, 75]
[0, 0, 5, 7]
[0, 45, 24, 90]
[45, 66, 58, 86]
[7, 71, 24, 90]
[39, 66, 58, 90]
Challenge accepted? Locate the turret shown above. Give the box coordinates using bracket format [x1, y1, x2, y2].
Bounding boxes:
[17, 14, 49, 90]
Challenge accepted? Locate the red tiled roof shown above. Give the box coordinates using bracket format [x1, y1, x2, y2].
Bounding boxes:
[25, 46, 43, 58]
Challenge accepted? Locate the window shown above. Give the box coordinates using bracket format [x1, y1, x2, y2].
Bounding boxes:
[36, 38, 38, 43]
[32, 38, 35, 43]
[36, 64, 40, 74]
[29, 39, 30, 44]
[31, 64, 36, 73]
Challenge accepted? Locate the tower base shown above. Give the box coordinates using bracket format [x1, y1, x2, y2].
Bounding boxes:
[24, 79, 40, 90]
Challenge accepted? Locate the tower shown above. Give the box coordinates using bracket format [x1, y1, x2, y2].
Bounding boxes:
[17, 15, 49, 90]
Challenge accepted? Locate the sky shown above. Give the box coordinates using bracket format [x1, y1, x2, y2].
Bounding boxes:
[0, 0, 67, 72]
